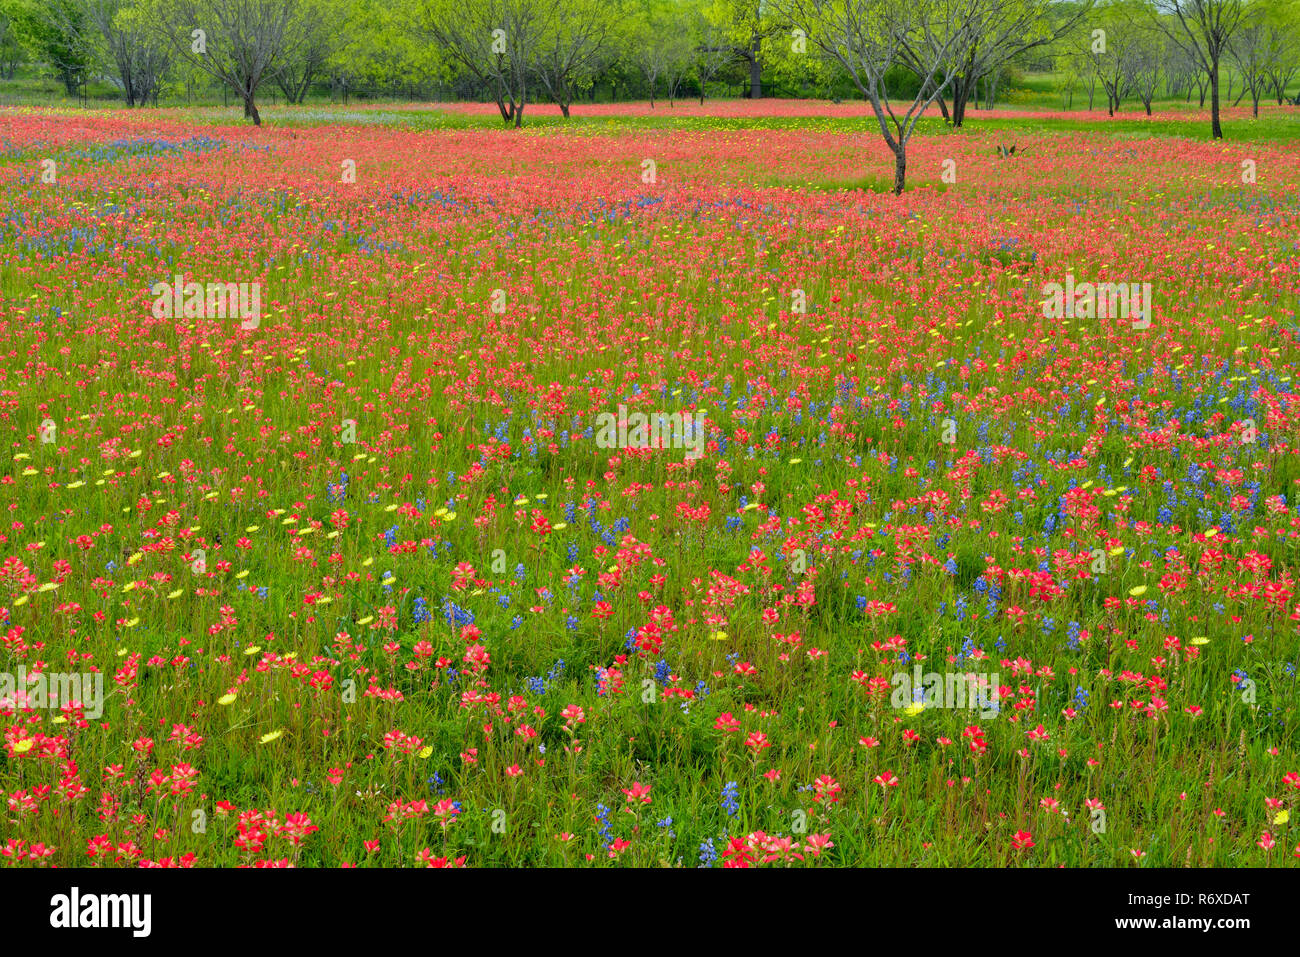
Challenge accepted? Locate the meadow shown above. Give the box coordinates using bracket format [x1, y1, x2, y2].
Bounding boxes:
[1, 99, 1299, 867]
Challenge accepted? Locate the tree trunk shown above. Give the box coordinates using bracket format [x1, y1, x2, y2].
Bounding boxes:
[952, 75, 977, 127]
[1209, 61, 1222, 140]
[952, 86, 965, 127]
[244, 94, 261, 126]
[748, 39, 762, 99]
[892, 147, 907, 196]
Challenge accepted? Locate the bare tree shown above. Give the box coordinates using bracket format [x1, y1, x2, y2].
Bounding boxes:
[83, 0, 171, 106]
[1089, 11, 1143, 116]
[1263, 16, 1300, 105]
[633, 24, 674, 107]
[694, 17, 735, 104]
[904, 0, 1091, 128]
[154, 0, 302, 125]
[1227, 9, 1268, 117]
[274, 0, 344, 103]
[1146, 0, 1244, 139]
[1263, 18, 1294, 104]
[1163, 39, 1200, 99]
[1057, 48, 1083, 108]
[663, 32, 695, 105]
[1129, 37, 1163, 114]
[1060, 26, 1102, 109]
[417, 0, 549, 127]
[776, 0, 983, 195]
[533, 0, 611, 118]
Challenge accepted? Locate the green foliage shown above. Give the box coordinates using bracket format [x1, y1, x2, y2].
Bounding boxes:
[9, 0, 93, 93]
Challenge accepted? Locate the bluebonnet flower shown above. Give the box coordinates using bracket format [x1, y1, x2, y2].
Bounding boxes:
[721, 782, 739, 818]
[595, 804, 614, 848]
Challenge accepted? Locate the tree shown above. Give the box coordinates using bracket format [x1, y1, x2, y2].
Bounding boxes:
[274, 0, 347, 103]
[632, 32, 665, 105]
[1227, 3, 1269, 117]
[663, 34, 695, 104]
[83, 0, 172, 106]
[1056, 24, 1102, 109]
[533, 0, 614, 117]
[416, 0, 550, 127]
[1128, 34, 1163, 114]
[12, 0, 93, 94]
[151, 0, 303, 125]
[693, 5, 736, 103]
[1163, 36, 1202, 100]
[1262, 8, 1300, 105]
[1146, 0, 1244, 139]
[712, 0, 787, 98]
[776, 0, 982, 195]
[0, 2, 26, 80]
[1090, 3, 1143, 116]
[1056, 43, 1084, 108]
[905, 0, 1091, 128]
[631, 4, 680, 106]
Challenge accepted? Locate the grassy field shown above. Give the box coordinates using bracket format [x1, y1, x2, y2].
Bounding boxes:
[0, 98, 1298, 868]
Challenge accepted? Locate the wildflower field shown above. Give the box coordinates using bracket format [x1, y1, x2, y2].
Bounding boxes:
[2, 101, 1300, 869]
